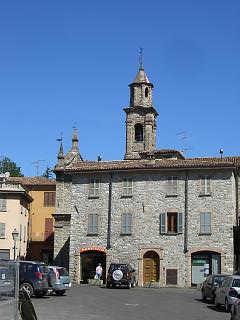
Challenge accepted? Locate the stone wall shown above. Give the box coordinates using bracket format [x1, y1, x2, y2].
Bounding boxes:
[66, 168, 236, 286]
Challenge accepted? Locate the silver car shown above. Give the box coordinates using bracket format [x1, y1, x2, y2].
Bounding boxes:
[48, 266, 71, 296]
[215, 275, 240, 312]
[231, 297, 240, 320]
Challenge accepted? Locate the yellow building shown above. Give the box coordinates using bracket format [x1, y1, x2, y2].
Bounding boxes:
[8, 176, 56, 263]
[0, 173, 32, 260]
[21, 177, 56, 264]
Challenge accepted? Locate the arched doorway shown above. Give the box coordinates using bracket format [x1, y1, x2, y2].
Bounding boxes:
[80, 248, 106, 284]
[191, 251, 221, 286]
[143, 250, 159, 285]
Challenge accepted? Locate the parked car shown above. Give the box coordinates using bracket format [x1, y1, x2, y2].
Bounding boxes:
[201, 274, 227, 302]
[19, 261, 50, 298]
[215, 275, 240, 312]
[231, 295, 240, 320]
[48, 266, 71, 295]
[106, 263, 136, 289]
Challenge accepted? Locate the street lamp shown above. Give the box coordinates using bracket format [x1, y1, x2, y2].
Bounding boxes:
[12, 228, 19, 260]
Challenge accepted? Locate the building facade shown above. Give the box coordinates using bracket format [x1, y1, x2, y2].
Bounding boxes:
[53, 66, 240, 287]
[0, 173, 32, 260]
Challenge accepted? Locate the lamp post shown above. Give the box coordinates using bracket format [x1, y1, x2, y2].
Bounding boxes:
[12, 228, 19, 260]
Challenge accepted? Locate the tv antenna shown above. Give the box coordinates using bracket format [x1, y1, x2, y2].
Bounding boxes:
[32, 160, 45, 176]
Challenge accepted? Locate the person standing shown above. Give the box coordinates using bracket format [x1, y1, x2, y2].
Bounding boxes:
[96, 263, 103, 279]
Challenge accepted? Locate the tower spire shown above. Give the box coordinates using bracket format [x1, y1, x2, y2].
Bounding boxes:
[57, 133, 65, 166]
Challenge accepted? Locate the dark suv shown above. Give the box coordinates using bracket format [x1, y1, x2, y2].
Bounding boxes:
[107, 263, 136, 289]
[19, 261, 50, 297]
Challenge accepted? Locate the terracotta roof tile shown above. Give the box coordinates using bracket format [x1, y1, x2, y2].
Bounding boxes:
[55, 157, 238, 173]
[8, 176, 56, 185]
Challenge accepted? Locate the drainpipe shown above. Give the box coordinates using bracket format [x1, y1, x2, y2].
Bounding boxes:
[234, 167, 239, 269]
[184, 170, 189, 254]
[234, 168, 239, 227]
[107, 172, 113, 249]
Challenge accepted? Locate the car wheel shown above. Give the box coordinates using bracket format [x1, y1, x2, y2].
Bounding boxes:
[214, 296, 220, 308]
[201, 291, 207, 302]
[55, 290, 65, 296]
[225, 299, 231, 313]
[127, 282, 131, 289]
[20, 283, 34, 298]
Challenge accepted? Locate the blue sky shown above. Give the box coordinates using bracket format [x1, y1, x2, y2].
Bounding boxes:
[0, 1, 239, 177]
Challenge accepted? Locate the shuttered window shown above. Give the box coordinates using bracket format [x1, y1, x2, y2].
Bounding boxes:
[160, 212, 183, 234]
[44, 218, 53, 240]
[88, 213, 98, 234]
[166, 177, 178, 195]
[0, 222, 5, 238]
[200, 176, 211, 195]
[88, 179, 100, 198]
[44, 192, 56, 206]
[122, 178, 133, 197]
[0, 196, 7, 211]
[121, 213, 132, 234]
[200, 212, 211, 234]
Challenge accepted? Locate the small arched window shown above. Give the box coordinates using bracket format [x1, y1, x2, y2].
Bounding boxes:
[145, 87, 149, 98]
[135, 124, 143, 142]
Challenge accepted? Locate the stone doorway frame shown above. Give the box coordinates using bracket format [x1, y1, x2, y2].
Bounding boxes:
[186, 247, 224, 288]
[138, 247, 164, 287]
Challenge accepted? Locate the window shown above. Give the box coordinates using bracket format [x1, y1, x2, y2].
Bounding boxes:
[200, 176, 211, 195]
[135, 124, 143, 142]
[145, 87, 149, 98]
[0, 222, 5, 238]
[88, 179, 100, 198]
[88, 213, 98, 234]
[160, 212, 182, 234]
[121, 213, 132, 234]
[0, 249, 10, 260]
[44, 192, 56, 206]
[200, 212, 211, 234]
[122, 178, 133, 197]
[166, 177, 178, 195]
[44, 218, 53, 240]
[0, 195, 7, 211]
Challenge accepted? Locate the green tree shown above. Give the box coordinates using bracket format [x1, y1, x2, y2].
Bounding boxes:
[42, 166, 54, 179]
[0, 156, 23, 177]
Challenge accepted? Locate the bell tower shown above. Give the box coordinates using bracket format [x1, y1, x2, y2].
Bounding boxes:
[124, 58, 158, 160]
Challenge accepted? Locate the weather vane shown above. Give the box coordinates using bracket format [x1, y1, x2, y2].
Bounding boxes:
[139, 47, 143, 69]
[56, 132, 63, 142]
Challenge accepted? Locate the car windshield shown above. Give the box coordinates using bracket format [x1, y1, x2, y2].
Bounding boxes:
[232, 279, 240, 288]
[110, 264, 129, 272]
[214, 276, 225, 284]
[39, 265, 49, 273]
[57, 267, 69, 276]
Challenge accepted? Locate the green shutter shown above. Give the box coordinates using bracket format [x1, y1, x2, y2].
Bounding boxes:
[178, 213, 183, 233]
[160, 213, 166, 234]
[0, 223, 5, 238]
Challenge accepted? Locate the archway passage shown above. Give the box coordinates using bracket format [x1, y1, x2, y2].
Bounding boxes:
[143, 250, 159, 284]
[81, 250, 106, 284]
[191, 251, 221, 286]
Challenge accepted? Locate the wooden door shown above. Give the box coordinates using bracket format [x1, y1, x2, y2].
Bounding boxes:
[143, 251, 159, 284]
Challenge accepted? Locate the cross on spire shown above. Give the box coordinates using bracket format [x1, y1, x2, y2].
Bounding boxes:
[139, 47, 144, 70]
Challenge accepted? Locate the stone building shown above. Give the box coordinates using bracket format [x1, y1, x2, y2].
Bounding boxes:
[53, 65, 240, 287]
